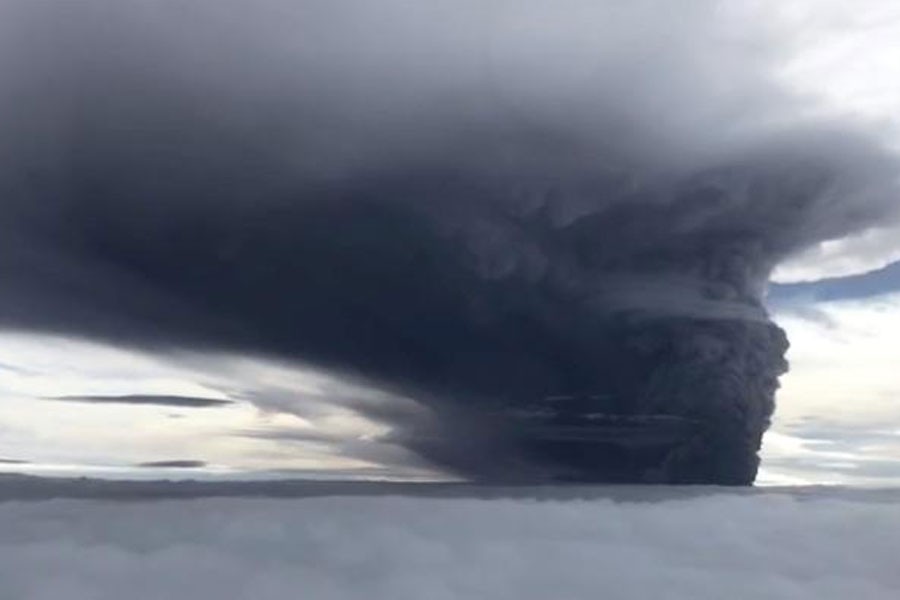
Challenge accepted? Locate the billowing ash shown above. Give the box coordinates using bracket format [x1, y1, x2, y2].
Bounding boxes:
[1, 1, 897, 483]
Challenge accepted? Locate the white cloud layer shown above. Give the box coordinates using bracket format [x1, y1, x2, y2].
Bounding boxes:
[0, 491, 898, 599]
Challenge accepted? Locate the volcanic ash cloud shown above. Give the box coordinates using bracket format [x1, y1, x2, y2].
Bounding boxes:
[0, 1, 897, 483]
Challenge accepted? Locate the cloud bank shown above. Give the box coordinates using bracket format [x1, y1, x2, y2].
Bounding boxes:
[0, 1, 897, 483]
[0, 491, 898, 599]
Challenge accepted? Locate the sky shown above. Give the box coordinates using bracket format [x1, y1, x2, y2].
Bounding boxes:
[1, 0, 899, 485]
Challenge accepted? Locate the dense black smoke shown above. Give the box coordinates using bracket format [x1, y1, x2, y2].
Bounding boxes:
[1, 1, 897, 483]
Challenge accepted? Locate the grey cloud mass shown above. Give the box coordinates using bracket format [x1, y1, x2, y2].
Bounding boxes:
[1, 1, 898, 484]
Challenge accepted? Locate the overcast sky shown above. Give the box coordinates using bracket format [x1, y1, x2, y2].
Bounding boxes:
[1, 0, 899, 485]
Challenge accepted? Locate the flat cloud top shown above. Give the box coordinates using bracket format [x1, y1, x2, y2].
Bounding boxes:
[0, 490, 897, 599]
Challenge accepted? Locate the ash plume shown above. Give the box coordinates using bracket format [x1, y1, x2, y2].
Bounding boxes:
[0, 1, 897, 484]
